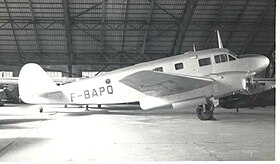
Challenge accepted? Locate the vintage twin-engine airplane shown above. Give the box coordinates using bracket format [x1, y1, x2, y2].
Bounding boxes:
[18, 31, 270, 120]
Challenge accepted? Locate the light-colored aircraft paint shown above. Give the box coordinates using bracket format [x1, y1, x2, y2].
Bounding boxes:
[18, 48, 269, 111]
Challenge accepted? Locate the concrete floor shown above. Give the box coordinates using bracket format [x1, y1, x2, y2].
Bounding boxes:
[0, 104, 275, 162]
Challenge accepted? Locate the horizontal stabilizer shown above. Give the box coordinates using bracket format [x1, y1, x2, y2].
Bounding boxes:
[38, 90, 63, 97]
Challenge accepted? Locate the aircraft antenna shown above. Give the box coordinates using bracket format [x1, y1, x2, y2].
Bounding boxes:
[216, 30, 223, 49]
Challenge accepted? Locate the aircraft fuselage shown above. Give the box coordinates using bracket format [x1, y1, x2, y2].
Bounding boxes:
[56, 48, 268, 107]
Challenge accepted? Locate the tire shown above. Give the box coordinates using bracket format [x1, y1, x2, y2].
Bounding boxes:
[39, 107, 43, 113]
[196, 103, 214, 120]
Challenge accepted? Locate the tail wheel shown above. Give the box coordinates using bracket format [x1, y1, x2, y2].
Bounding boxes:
[39, 107, 43, 113]
[196, 101, 214, 120]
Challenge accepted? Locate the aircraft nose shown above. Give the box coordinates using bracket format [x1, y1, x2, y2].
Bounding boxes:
[258, 55, 270, 70]
[252, 55, 270, 73]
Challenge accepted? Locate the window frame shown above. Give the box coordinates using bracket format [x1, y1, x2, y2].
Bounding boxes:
[174, 63, 184, 70]
[214, 54, 228, 64]
[229, 54, 236, 61]
[198, 57, 212, 67]
[153, 67, 163, 72]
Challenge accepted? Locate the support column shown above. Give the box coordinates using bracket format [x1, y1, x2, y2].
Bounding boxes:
[62, 0, 74, 77]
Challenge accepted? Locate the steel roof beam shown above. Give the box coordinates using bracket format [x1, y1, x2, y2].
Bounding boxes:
[171, 0, 199, 55]
[62, 0, 74, 77]
[120, 0, 132, 62]
[3, 0, 23, 62]
[139, 0, 155, 61]
[224, 0, 250, 48]
[240, 0, 274, 55]
[72, 3, 102, 20]
[204, 0, 228, 49]
[27, 0, 42, 63]
[73, 24, 131, 62]
[100, 0, 106, 59]
[152, 1, 180, 21]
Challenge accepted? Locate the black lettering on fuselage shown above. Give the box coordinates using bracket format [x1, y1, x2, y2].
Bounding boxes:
[84, 90, 90, 99]
[107, 85, 113, 94]
[70, 84, 114, 102]
[99, 87, 105, 96]
[70, 93, 75, 102]
[92, 89, 98, 97]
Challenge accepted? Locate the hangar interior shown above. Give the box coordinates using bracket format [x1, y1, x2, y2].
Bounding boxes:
[0, 0, 275, 77]
[0, 0, 276, 162]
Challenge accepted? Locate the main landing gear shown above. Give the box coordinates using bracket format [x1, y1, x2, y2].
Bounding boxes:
[85, 104, 101, 111]
[196, 100, 215, 120]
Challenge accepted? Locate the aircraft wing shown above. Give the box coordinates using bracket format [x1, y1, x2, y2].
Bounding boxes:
[119, 71, 213, 97]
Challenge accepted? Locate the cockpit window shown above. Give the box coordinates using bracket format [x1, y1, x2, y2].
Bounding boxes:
[214, 54, 228, 63]
[228, 50, 238, 57]
[229, 55, 236, 61]
[198, 57, 211, 67]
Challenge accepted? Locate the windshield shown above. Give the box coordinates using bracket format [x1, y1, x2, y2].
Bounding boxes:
[228, 50, 239, 59]
[228, 50, 238, 57]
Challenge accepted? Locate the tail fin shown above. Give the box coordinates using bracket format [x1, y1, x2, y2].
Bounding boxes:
[19, 63, 59, 104]
[216, 30, 223, 49]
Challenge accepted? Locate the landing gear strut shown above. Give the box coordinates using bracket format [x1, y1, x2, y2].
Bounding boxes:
[196, 100, 214, 120]
[85, 105, 89, 111]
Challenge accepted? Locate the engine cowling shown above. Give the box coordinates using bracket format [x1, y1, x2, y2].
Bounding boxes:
[210, 72, 255, 99]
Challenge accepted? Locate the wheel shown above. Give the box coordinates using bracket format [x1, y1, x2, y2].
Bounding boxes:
[39, 107, 43, 113]
[85, 105, 89, 111]
[98, 104, 101, 108]
[196, 102, 214, 120]
[0, 100, 4, 106]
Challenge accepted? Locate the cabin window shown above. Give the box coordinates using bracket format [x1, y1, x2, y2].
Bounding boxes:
[214, 54, 228, 63]
[229, 55, 236, 61]
[175, 63, 184, 70]
[46, 71, 62, 78]
[153, 67, 163, 72]
[198, 58, 211, 67]
[0, 71, 13, 77]
[82, 71, 105, 77]
[214, 56, 220, 63]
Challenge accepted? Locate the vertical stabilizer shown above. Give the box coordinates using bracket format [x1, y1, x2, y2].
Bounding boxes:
[19, 63, 59, 104]
[216, 30, 223, 49]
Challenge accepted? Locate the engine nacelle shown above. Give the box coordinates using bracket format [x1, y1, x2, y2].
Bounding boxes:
[211, 72, 255, 99]
[172, 97, 207, 110]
